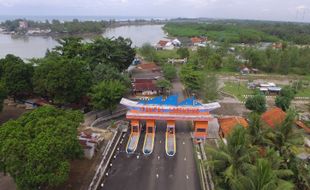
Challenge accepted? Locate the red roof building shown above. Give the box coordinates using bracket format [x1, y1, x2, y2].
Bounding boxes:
[261, 107, 286, 128]
[191, 37, 207, 44]
[218, 116, 248, 137]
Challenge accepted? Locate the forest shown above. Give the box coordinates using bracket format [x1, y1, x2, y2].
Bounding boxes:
[164, 21, 310, 44]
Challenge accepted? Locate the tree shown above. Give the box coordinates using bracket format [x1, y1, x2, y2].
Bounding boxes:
[207, 54, 223, 70]
[202, 74, 218, 101]
[275, 86, 295, 111]
[162, 64, 177, 81]
[206, 126, 257, 189]
[245, 94, 267, 114]
[140, 43, 158, 62]
[176, 47, 190, 58]
[92, 64, 130, 86]
[0, 106, 83, 189]
[0, 54, 33, 100]
[236, 159, 294, 190]
[33, 55, 92, 105]
[89, 80, 127, 113]
[156, 79, 172, 95]
[0, 81, 7, 111]
[179, 64, 204, 93]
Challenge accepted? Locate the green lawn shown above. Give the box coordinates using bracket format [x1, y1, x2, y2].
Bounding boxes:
[296, 88, 310, 97]
[222, 82, 254, 101]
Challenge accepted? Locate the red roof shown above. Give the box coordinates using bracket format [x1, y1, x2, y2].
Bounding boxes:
[218, 117, 248, 137]
[261, 107, 286, 128]
[138, 63, 159, 70]
[133, 78, 154, 83]
[132, 82, 157, 91]
[191, 37, 206, 44]
[157, 40, 169, 47]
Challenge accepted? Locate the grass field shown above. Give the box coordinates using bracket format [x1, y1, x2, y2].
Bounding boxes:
[222, 82, 254, 101]
[296, 88, 310, 97]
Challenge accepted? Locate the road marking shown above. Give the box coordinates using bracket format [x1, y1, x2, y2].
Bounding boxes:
[184, 157, 187, 161]
[160, 140, 162, 144]
[137, 155, 140, 159]
[158, 156, 160, 160]
[156, 174, 159, 178]
[183, 141, 185, 145]
[186, 175, 189, 180]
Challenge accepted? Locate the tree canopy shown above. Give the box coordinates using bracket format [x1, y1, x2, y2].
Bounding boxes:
[0, 54, 33, 99]
[0, 106, 83, 189]
[245, 94, 267, 114]
[162, 64, 177, 81]
[89, 80, 127, 113]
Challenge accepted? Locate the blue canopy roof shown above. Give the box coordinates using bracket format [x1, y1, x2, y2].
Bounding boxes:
[178, 97, 202, 107]
[137, 95, 202, 107]
[162, 95, 178, 106]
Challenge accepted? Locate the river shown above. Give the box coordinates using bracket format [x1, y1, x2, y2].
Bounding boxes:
[0, 25, 167, 59]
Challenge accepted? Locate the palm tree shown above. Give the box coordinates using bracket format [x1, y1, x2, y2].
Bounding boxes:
[206, 125, 257, 189]
[235, 158, 294, 190]
[247, 113, 273, 147]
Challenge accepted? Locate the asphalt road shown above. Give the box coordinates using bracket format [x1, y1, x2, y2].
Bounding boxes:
[100, 80, 201, 190]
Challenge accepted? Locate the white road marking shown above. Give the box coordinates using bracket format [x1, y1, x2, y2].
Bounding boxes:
[158, 156, 160, 160]
[184, 157, 187, 161]
[137, 155, 140, 159]
[183, 141, 185, 145]
[160, 140, 162, 144]
[156, 174, 159, 178]
[186, 175, 189, 180]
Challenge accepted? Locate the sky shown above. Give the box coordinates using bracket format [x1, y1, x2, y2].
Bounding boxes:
[0, 0, 310, 22]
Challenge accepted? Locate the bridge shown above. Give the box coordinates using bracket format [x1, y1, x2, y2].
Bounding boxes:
[120, 95, 220, 156]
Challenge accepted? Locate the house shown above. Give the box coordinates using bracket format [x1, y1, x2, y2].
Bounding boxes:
[156, 40, 175, 50]
[171, 38, 181, 46]
[218, 116, 248, 138]
[78, 131, 101, 159]
[261, 107, 287, 128]
[191, 37, 207, 47]
[261, 107, 309, 134]
[272, 42, 283, 49]
[132, 78, 159, 95]
[19, 21, 28, 29]
[240, 67, 250, 75]
[258, 83, 281, 95]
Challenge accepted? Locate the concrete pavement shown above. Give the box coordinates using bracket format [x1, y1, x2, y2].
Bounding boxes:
[100, 80, 201, 190]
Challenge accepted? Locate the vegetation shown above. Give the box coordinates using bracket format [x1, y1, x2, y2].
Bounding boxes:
[179, 63, 204, 94]
[202, 74, 219, 101]
[0, 82, 7, 111]
[245, 94, 267, 114]
[155, 79, 172, 95]
[0, 106, 83, 189]
[0, 54, 33, 100]
[222, 82, 253, 101]
[176, 47, 190, 58]
[164, 21, 310, 44]
[89, 80, 127, 114]
[140, 43, 158, 62]
[1, 19, 107, 35]
[162, 64, 177, 81]
[206, 111, 307, 190]
[275, 86, 296, 111]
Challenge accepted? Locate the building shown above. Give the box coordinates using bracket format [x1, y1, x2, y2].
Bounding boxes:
[131, 78, 159, 96]
[261, 107, 286, 128]
[155, 40, 175, 50]
[218, 116, 248, 138]
[19, 21, 28, 29]
[191, 37, 207, 47]
[78, 131, 101, 159]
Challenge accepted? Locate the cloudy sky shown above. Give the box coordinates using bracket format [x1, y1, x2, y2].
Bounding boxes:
[0, 0, 309, 22]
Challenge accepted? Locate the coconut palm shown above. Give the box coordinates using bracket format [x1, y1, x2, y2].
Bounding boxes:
[235, 159, 294, 190]
[206, 125, 257, 189]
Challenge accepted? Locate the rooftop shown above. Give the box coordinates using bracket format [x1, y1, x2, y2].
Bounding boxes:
[261, 107, 286, 128]
[218, 116, 248, 137]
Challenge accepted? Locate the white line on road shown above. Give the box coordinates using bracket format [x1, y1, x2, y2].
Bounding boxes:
[156, 174, 159, 179]
[158, 156, 160, 160]
[184, 157, 187, 161]
[186, 175, 189, 180]
[183, 141, 185, 145]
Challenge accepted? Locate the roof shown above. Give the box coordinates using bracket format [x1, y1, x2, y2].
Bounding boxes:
[157, 40, 170, 47]
[295, 121, 310, 134]
[133, 78, 154, 83]
[219, 117, 248, 137]
[132, 82, 157, 91]
[191, 37, 206, 44]
[261, 107, 286, 128]
[138, 63, 159, 70]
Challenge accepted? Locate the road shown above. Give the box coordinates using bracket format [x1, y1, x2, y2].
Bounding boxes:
[100, 80, 201, 190]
